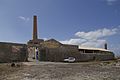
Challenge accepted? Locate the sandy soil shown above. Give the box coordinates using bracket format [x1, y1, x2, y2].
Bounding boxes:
[0, 60, 120, 80]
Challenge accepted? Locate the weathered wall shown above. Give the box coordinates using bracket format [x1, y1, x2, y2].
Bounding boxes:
[38, 47, 114, 62]
[39, 45, 80, 62]
[77, 53, 114, 61]
[42, 39, 62, 48]
[37, 39, 80, 62]
[0, 42, 28, 63]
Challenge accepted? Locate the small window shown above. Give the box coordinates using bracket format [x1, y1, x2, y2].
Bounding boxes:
[34, 42, 38, 44]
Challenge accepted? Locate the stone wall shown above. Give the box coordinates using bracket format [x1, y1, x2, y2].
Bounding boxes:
[0, 42, 28, 63]
[38, 47, 114, 62]
[36, 39, 79, 62]
[77, 53, 114, 61]
[39, 45, 80, 62]
[36, 39, 115, 62]
[42, 39, 62, 48]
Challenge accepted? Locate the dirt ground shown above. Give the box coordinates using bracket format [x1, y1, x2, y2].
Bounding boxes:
[0, 60, 120, 80]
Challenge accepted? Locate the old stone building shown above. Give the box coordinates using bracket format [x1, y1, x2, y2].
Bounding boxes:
[0, 15, 114, 63]
[27, 15, 114, 62]
[28, 38, 80, 62]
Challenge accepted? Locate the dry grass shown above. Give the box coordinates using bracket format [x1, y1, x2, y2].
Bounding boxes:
[0, 61, 120, 80]
[0, 63, 23, 77]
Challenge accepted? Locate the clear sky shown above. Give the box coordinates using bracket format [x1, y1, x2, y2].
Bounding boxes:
[0, 0, 120, 55]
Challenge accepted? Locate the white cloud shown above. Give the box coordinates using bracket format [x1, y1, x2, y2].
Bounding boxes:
[60, 38, 87, 45]
[106, 0, 118, 5]
[75, 28, 117, 40]
[18, 16, 30, 22]
[81, 39, 106, 48]
[60, 27, 119, 48]
[61, 38, 106, 48]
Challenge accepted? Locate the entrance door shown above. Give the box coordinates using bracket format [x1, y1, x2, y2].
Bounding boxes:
[28, 47, 39, 61]
[39, 49, 46, 61]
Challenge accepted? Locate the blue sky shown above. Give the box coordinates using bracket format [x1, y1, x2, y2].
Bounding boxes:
[0, 0, 120, 55]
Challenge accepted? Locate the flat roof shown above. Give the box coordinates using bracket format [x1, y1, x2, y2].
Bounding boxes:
[79, 46, 111, 52]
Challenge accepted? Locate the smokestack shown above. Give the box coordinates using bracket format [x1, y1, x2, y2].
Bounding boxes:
[33, 15, 38, 40]
[104, 43, 107, 50]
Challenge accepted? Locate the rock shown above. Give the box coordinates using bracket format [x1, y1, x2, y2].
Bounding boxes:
[11, 63, 15, 67]
[16, 64, 20, 67]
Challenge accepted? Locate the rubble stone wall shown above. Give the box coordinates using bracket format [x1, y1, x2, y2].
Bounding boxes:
[39, 47, 114, 62]
[78, 53, 114, 61]
[39, 45, 80, 62]
[0, 42, 28, 63]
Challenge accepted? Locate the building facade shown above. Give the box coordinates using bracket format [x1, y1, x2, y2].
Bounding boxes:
[27, 15, 114, 62]
[0, 15, 115, 63]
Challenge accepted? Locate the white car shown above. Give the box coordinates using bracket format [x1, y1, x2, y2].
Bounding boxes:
[64, 57, 75, 62]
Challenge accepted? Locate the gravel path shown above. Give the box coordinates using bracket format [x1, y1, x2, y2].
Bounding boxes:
[0, 61, 120, 80]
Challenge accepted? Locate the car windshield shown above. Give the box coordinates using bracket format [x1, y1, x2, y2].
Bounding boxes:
[69, 57, 74, 60]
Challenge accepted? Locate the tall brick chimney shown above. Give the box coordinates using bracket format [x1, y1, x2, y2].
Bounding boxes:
[33, 15, 38, 40]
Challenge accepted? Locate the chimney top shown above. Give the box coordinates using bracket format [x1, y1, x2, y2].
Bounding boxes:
[104, 43, 107, 50]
